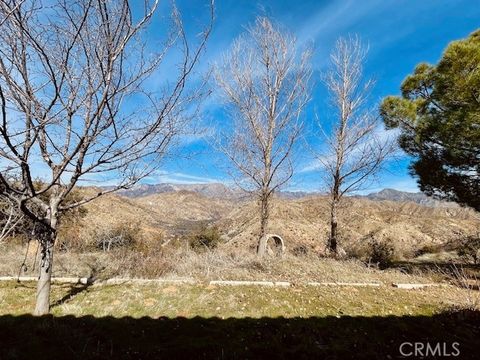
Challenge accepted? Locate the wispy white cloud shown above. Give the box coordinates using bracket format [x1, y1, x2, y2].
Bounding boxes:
[296, 0, 385, 57]
[143, 170, 222, 185]
[78, 170, 223, 187]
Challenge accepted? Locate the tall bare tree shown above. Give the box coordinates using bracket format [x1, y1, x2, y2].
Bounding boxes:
[214, 17, 311, 256]
[0, 0, 212, 315]
[318, 37, 395, 255]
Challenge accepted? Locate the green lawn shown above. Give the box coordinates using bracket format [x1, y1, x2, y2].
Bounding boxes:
[0, 281, 465, 318]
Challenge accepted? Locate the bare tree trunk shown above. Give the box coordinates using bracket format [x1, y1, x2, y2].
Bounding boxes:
[328, 171, 341, 254]
[329, 198, 338, 254]
[34, 232, 54, 316]
[34, 206, 58, 316]
[257, 193, 270, 257]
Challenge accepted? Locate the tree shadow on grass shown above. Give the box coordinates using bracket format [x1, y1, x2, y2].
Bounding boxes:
[1, 310, 479, 360]
[50, 282, 92, 308]
[51, 267, 100, 308]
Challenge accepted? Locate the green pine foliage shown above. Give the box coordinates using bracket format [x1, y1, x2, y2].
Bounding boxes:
[380, 30, 480, 211]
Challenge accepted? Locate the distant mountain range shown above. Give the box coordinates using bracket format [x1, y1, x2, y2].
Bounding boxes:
[118, 183, 241, 199]
[117, 183, 455, 207]
[361, 188, 457, 208]
[117, 183, 316, 200]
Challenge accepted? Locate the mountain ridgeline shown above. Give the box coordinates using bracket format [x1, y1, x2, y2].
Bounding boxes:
[117, 183, 315, 201]
[362, 189, 460, 208]
[117, 183, 459, 208]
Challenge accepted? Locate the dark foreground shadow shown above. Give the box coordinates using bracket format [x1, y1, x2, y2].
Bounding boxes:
[1, 311, 479, 360]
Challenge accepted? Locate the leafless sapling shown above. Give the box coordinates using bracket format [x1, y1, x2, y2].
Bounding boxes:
[318, 37, 396, 255]
[214, 17, 311, 256]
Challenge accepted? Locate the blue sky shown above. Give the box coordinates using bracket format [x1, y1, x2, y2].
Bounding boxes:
[145, 0, 480, 193]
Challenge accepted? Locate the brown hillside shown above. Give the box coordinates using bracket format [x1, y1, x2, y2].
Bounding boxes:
[134, 191, 235, 235]
[217, 196, 479, 255]
[76, 190, 235, 243]
[74, 190, 479, 256]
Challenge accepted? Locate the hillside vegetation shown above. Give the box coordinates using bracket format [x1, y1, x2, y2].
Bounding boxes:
[75, 188, 479, 258]
[2, 186, 478, 283]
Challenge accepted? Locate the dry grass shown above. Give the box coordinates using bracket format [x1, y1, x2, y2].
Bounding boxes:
[443, 265, 480, 311]
[0, 242, 434, 284]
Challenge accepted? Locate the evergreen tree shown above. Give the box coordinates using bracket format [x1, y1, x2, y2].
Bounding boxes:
[380, 30, 480, 211]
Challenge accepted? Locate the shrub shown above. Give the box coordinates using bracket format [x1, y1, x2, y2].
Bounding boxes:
[344, 242, 367, 260]
[457, 235, 480, 265]
[93, 221, 141, 252]
[413, 244, 440, 258]
[345, 232, 397, 269]
[367, 239, 395, 269]
[188, 225, 221, 251]
[109, 243, 174, 278]
[57, 222, 85, 252]
[292, 244, 308, 257]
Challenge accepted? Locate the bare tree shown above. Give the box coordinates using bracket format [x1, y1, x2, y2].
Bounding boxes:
[318, 37, 395, 255]
[214, 17, 311, 256]
[0, 0, 23, 27]
[0, 0, 212, 315]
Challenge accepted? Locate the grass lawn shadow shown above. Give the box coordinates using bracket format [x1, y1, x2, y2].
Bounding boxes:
[1, 310, 479, 359]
